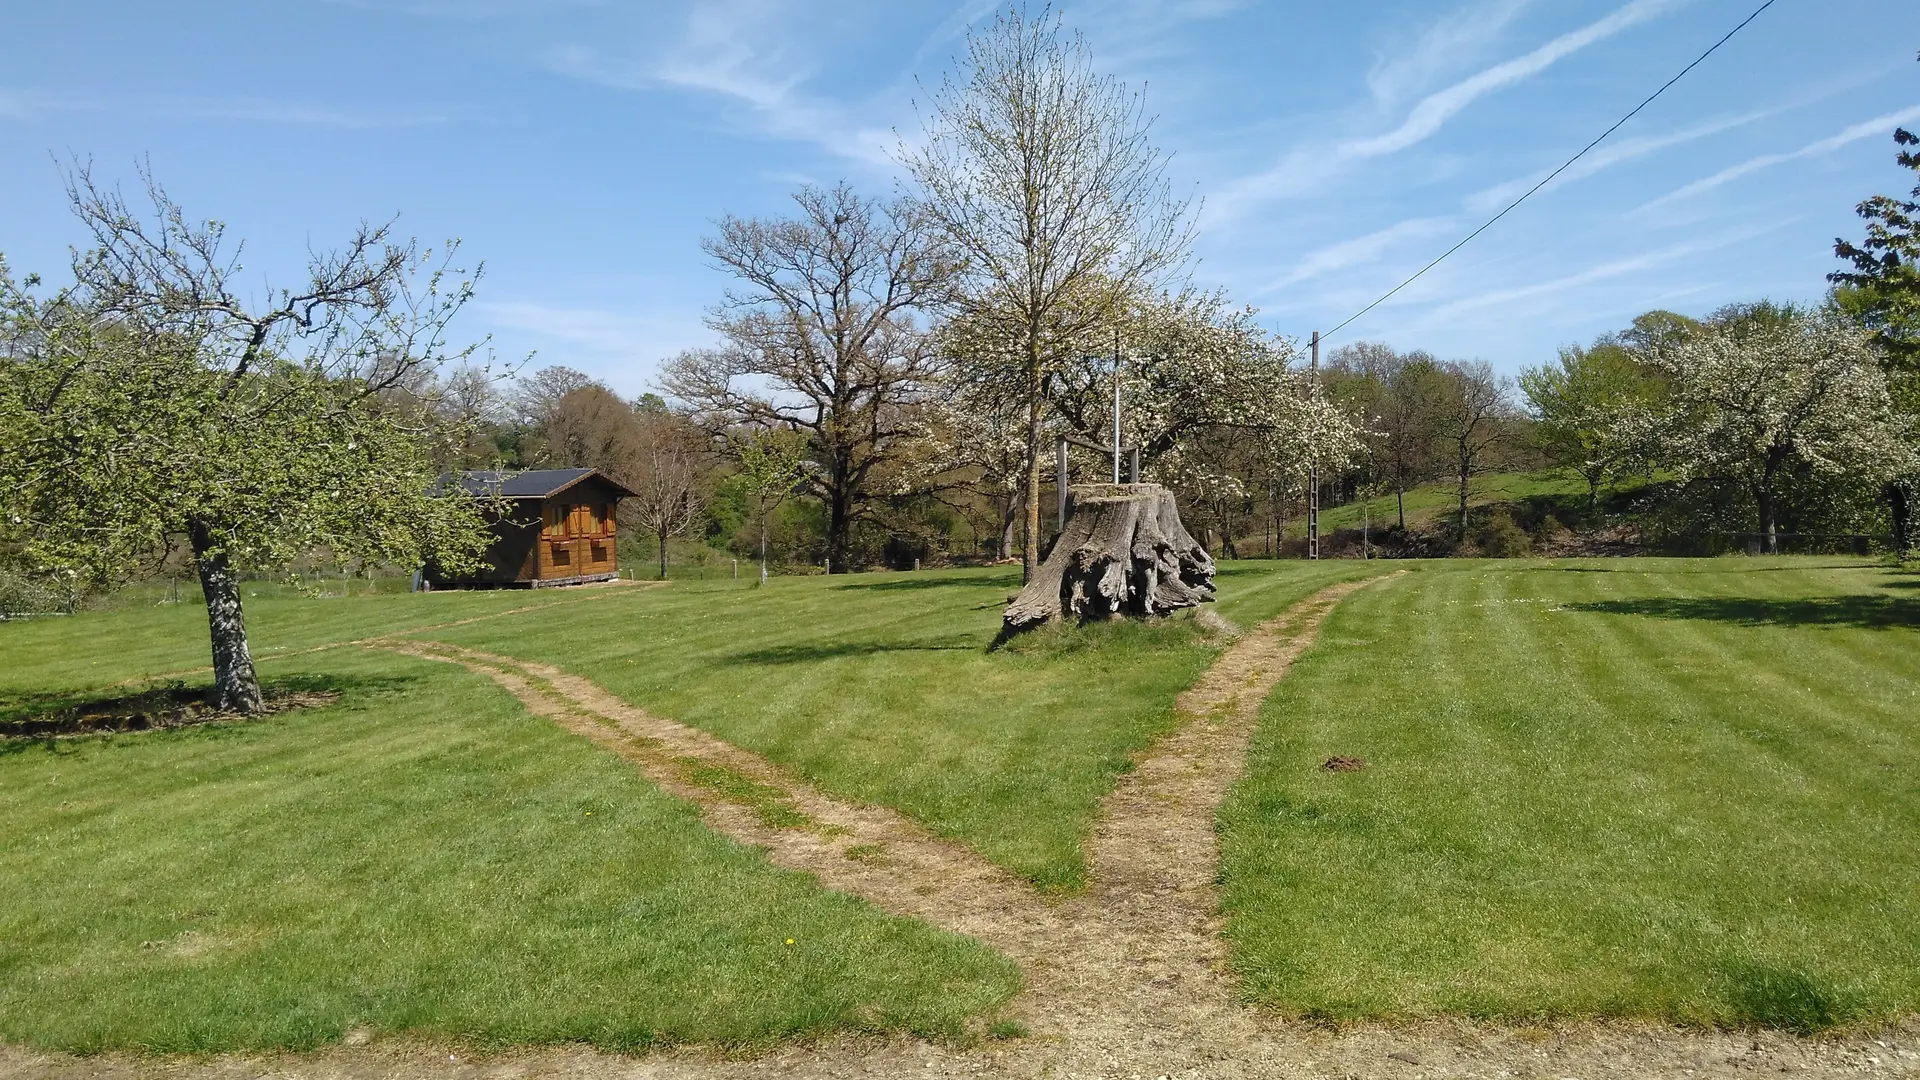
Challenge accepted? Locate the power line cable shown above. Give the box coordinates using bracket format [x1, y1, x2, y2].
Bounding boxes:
[1316, 0, 1779, 344]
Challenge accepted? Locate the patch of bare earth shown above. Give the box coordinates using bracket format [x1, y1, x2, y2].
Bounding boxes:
[10, 576, 1918, 1078]
[0, 686, 338, 739]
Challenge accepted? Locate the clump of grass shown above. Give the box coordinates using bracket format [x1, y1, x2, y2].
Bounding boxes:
[677, 761, 817, 830]
[986, 1018, 1028, 1040]
[1716, 962, 1859, 1035]
[997, 613, 1215, 660]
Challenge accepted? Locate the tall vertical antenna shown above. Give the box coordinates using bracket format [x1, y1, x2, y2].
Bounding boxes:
[1057, 437, 1069, 534]
[1112, 328, 1123, 485]
[1308, 330, 1320, 561]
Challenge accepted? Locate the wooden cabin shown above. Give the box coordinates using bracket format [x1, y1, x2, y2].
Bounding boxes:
[426, 468, 636, 588]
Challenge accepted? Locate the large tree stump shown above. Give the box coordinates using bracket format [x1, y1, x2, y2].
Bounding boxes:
[1002, 483, 1216, 637]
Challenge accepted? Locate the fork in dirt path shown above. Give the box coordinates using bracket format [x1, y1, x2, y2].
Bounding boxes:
[368, 639, 1069, 961]
[375, 574, 1399, 1047]
[998, 574, 1400, 1039]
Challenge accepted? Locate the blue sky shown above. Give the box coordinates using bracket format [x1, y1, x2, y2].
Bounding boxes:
[3, 0, 1917, 393]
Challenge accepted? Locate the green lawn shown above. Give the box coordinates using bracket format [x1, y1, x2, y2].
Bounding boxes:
[0, 559, 1368, 1053]
[416, 561, 1378, 888]
[0, 645, 1018, 1054]
[8, 555, 1916, 1051]
[1220, 557, 1920, 1031]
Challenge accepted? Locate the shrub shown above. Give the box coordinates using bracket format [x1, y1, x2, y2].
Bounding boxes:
[1476, 508, 1532, 558]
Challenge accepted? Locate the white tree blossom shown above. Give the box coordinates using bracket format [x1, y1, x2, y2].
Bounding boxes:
[1639, 309, 1916, 552]
[926, 287, 1361, 537]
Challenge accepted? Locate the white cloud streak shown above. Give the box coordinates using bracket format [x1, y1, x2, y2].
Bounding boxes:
[1365, 0, 1535, 108]
[1465, 106, 1778, 212]
[480, 300, 707, 360]
[545, 1, 897, 166]
[1342, 0, 1680, 161]
[168, 100, 450, 128]
[1209, 0, 1680, 221]
[1258, 216, 1458, 295]
[0, 88, 95, 122]
[1641, 104, 1920, 210]
[1424, 226, 1770, 319]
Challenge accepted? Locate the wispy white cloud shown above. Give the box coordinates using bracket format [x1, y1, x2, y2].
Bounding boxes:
[1640, 104, 1920, 210]
[545, 0, 897, 166]
[1208, 0, 1681, 222]
[1424, 226, 1770, 319]
[1342, 0, 1680, 161]
[1259, 216, 1458, 295]
[1464, 107, 1779, 213]
[1365, 0, 1534, 108]
[480, 300, 708, 362]
[909, 0, 1001, 66]
[1060, 0, 1248, 68]
[0, 87, 95, 121]
[167, 100, 450, 128]
[319, 0, 606, 16]
[1, 86, 445, 128]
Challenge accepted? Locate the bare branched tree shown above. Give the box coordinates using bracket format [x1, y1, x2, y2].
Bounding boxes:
[544, 383, 646, 472]
[662, 183, 956, 573]
[624, 412, 710, 580]
[511, 365, 597, 428]
[903, 6, 1193, 582]
[1432, 360, 1517, 537]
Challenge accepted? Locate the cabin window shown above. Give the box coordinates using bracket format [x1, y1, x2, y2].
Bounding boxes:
[590, 541, 609, 564]
[551, 542, 571, 566]
[543, 503, 567, 539]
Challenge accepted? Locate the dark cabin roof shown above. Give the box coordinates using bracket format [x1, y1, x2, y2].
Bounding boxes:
[441, 468, 637, 499]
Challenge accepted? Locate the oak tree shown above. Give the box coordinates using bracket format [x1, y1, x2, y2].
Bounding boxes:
[663, 183, 954, 573]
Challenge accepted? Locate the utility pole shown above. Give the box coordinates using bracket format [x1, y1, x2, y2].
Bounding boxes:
[1308, 330, 1320, 561]
[1362, 487, 1371, 560]
[1057, 437, 1070, 534]
[1112, 329, 1123, 485]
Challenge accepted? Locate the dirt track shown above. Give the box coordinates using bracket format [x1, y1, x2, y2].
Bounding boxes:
[8, 576, 1917, 1078]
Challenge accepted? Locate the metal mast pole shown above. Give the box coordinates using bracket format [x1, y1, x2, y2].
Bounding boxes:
[1057, 437, 1070, 534]
[1112, 329, 1123, 484]
[1308, 330, 1320, 561]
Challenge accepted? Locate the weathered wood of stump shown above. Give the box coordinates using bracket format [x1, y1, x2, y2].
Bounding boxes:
[1002, 483, 1216, 636]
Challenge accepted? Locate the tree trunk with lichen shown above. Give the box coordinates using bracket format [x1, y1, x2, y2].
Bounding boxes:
[188, 518, 264, 714]
[1000, 483, 1215, 638]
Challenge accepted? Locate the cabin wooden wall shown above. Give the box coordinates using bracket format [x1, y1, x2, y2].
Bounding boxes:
[425, 475, 626, 587]
[533, 477, 624, 582]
